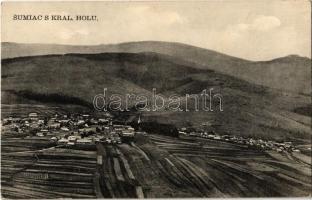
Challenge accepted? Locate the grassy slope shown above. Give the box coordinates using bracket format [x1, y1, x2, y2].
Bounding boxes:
[2, 41, 311, 94]
[1, 52, 311, 142]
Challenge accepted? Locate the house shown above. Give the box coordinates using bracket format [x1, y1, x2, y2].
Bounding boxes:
[48, 122, 61, 129]
[58, 138, 69, 144]
[97, 155, 103, 165]
[200, 132, 208, 137]
[90, 119, 98, 125]
[29, 113, 38, 118]
[72, 131, 80, 136]
[104, 112, 113, 118]
[74, 135, 82, 139]
[99, 119, 109, 124]
[113, 124, 124, 128]
[179, 131, 186, 135]
[2, 117, 13, 123]
[68, 135, 78, 142]
[40, 129, 49, 134]
[105, 138, 112, 144]
[136, 131, 147, 135]
[103, 126, 110, 133]
[277, 147, 283, 152]
[79, 127, 96, 133]
[30, 123, 39, 129]
[24, 121, 30, 126]
[61, 127, 70, 132]
[77, 120, 85, 125]
[76, 138, 93, 144]
[121, 131, 135, 137]
[127, 127, 135, 131]
[189, 132, 197, 137]
[11, 118, 21, 123]
[82, 114, 90, 119]
[50, 117, 56, 121]
[59, 119, 70, 124]
[36, 132, 44, 137]
[115, 128, 123, 134]
[29, 113, 39, 121]
[213, 135, 221, 140]
[50, 137, 58, 141]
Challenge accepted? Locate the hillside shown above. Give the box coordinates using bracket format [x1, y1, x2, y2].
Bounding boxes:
[1, 52, 311, 143]
[2, 41, 311, 94]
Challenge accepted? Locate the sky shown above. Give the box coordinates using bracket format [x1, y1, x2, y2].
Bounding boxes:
[1, 0, 311, 61]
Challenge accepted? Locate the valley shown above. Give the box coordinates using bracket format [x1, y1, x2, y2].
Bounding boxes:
[1, 41, 311, 198]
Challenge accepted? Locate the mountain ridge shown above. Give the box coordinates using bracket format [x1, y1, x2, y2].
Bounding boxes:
[4, 41, 310, 61]
[2, 41, 311, 94]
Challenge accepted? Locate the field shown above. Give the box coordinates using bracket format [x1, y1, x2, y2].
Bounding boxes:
[1, 104, 89, 118]
[1, 135, 97, 199]
[148, 134, 311, 197]
[96, 133, 311, 198]
[1, 132, 311, 198]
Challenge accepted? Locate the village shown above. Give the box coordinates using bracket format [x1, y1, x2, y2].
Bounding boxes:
[1, 112, 306, 154]
[178, 127, 303, 153]
[1, 112, 139, 148]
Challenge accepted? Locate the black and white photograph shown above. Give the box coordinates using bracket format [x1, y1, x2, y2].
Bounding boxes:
[1, 1, 311, 198]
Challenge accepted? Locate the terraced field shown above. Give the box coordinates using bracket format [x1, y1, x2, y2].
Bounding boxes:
[1, 104, 89, 118]
[96, 143, 144, 198]
[94, 132, 311, 198]
[1, 104, 66, 118]
[144, 134, 311, 197]
[1, 136, 97, 199]
[2, 133, 311, 198]
[99, 133, 310, 198]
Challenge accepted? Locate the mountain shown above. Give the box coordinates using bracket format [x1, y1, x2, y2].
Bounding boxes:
[1, 52, 311, 143]
[2, 41, 311, 94]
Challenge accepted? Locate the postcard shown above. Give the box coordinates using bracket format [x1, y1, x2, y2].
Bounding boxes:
[1, 1, 311, 198]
